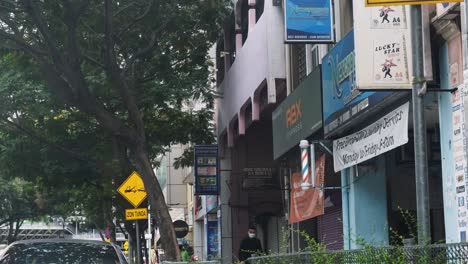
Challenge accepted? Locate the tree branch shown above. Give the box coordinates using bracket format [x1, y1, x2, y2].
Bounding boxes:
[122, 31, 157, 74]
[105, 0, 146, 140]
[116, 0, 155, 37]
[1, 119, 97, 165]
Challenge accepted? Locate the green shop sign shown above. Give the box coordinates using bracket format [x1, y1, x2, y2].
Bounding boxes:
[272, 67, 322, 159]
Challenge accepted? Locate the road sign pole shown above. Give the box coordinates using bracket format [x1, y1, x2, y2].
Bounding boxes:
[410, 4, 431, 244]
[147, 205, 151, 264]
[136, 221, 142, 264]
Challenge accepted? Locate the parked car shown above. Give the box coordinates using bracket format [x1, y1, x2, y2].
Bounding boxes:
[0, 239, 128, 264]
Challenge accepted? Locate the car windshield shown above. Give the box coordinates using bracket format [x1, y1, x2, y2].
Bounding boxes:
[0, 241, 122, 264]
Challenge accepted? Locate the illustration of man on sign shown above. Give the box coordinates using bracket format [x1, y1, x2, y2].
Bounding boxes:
[379, 6, 394, 24]
[382, 59, 397, 79]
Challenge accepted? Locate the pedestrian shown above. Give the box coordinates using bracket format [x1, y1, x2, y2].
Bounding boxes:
[238, 225, 263, 264]
[180, 245, 189, 261]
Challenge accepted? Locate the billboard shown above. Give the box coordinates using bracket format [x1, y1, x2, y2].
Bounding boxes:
[284, 0, 334, 43]
[365, 0, 462, 6]
[194, 145, 219, 195]
[354, 2, 414, 90]
[321, 31, 392, 137]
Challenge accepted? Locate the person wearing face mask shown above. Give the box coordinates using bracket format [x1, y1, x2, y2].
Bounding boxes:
[238, 225, 263, 263]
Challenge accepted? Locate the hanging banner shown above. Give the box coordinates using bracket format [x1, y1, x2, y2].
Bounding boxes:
[194, 145, 219, 195]
[333, 102, 409, 172]
[289, 155, 325, 224]
[284, 0, 334, 43]
[366, 0, 463, 6]
[354, 2, 414, 90]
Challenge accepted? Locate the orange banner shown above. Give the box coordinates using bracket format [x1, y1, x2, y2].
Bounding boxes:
[289, 155, 325, 224]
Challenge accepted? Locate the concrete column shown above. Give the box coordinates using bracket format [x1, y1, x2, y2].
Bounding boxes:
[342, 155, 389, 249]
[248, 0, 256, 32]
[341, 167, 351, 250]
[438, 43, 459, 242]
[235, 26, 243, 52]
[219, 150, 233, 264]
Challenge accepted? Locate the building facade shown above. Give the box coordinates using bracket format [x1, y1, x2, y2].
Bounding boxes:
[212, 0, 468, 263]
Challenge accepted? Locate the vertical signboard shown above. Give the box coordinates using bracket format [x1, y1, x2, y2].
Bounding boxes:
[194, 145, 219, 195]
[321, 31, 392, 138]
[289, 155, 326, 224]
[453, 88, 468, 241]
[206, 220, 219, 259]
[284, 0, 334, 43]
[354, 1, 413, 90]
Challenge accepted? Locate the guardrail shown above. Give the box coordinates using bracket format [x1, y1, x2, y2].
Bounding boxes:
[248, 243, 468, 264]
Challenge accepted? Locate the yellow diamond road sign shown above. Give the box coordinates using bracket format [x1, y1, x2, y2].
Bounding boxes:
[365, 0, 462, 6]
[117, 171, 147, 208]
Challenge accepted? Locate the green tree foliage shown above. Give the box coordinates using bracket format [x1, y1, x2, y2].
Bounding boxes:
[0, 0, 229, 259]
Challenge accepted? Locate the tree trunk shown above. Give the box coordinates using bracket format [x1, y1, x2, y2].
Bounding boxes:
[131, 145, 180, 261]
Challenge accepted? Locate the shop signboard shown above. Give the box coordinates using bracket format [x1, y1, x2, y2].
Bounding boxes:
[272, 67, 322, 159]
[289, 155, 326, 224]
[366, 0, 462, 6]
[284, 0, 334, 43]
[333, 102, 409, 172]
[194, 145, 219, 195]
[321, 31, 392, 138]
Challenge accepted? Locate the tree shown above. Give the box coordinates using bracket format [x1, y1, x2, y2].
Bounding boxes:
[0, 0, 228, 259]
[0, 177, 38, 244]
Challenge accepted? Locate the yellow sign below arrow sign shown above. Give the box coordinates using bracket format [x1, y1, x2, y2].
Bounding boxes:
[117, 171, 147, 208]
[125, 208, 148, 220]
[365, 0, 462, 6]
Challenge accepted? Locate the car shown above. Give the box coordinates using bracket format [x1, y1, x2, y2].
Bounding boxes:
[0, 239, 128, 264]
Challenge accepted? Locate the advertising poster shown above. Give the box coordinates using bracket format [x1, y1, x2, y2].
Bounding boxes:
[354, 1, 413, 90]
[194, 145, 219, 195]
[452, 88, 468, 242]
[321, 31, 393, 138]
[333, 102, 409, 172]
[206, 220, 219, 259]
[289, 155, 326, 224]
[284, 0, 334, 42]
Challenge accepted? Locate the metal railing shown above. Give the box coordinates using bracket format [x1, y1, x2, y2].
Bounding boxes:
[161, 261, 220, 264]
[249, 243, 468, 264]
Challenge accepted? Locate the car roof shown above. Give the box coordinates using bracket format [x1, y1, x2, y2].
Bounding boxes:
[8, 239, 114, 246]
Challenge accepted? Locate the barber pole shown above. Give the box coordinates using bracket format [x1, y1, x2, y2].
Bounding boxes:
[299, 140, 311, 190]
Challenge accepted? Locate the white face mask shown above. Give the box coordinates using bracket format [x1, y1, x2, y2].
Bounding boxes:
[248, 233, 256, 238]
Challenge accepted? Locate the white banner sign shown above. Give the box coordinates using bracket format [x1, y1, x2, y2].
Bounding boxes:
[333, 102, 409, 172]
[354, 2, 414, 90]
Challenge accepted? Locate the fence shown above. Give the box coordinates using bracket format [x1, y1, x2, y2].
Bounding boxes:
[248, 243, 468, 264]
[161, 261, 220, 264]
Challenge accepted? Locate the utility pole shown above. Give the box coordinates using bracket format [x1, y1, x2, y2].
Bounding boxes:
[410, 5, 431, 244]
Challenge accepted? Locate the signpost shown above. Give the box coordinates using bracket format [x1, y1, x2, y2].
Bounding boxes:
[117, 171, 147, 264]
[194, 145, 219, 195]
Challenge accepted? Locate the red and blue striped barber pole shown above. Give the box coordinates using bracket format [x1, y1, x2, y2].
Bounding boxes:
[299, 140, 311, 191]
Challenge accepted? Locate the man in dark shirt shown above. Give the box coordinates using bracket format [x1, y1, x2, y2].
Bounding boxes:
[238, 226, 263, 263]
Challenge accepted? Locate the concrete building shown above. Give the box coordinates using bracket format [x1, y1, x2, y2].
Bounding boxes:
[213, 0, 468, 262]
